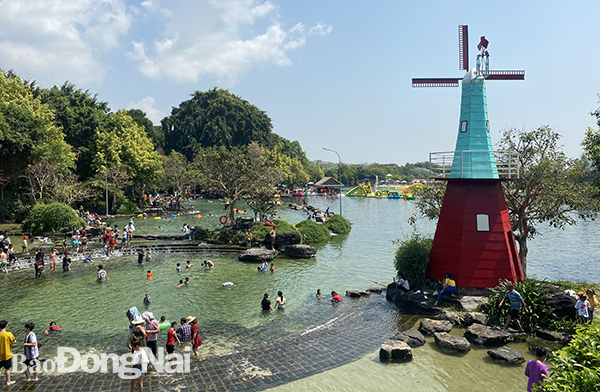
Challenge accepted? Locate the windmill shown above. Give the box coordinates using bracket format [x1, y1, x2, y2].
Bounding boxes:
[413, 25, 525, 288]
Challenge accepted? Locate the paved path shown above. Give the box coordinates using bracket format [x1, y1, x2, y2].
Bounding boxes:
[3, 294, 415, 391]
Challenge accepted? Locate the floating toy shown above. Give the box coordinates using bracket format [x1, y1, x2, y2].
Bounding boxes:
[154, 217, 161, 220]
[137, 214, 143, 218]
[159, 322, 170, 332]
[171, 214, 177, 217]
[219, 215, 228, 224]
[194, 214, 201, 218]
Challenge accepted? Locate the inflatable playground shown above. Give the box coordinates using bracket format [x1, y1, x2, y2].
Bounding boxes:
[345, 179, 423, 200]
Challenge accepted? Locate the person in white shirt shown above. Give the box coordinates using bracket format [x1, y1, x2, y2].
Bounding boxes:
[575, 293, 591, 325]
[129, 337, 150, 392]
[22, 323, 39, 381]
[396, 272, 410, 293]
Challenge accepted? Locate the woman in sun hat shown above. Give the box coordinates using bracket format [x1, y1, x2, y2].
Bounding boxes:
[128, 316, 147, 351]
[186, 316, 202, 357]
[142, 312, 160, 358]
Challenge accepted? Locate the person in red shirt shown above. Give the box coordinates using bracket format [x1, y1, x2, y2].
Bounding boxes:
[331, 291, 342, 303]
[166, 322, 180, 361]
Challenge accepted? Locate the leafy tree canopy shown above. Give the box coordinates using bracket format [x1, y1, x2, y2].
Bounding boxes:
[162, 88, 274, 160]
[127, 108, 164, 150]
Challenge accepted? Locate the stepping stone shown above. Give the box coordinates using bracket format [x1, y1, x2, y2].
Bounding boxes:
[391, 330, 426, 347]
[434, 332, 471, 353]
[419, 318, 453, 335]
[464, 324, 513, 346]
[463, 312, 488, 326]
[238, 249, 278, 262]
[440, 310, 463, 326]
[379, 340, 413, 362]
[487, 346, 524, 363]
[459, 296, 488, 311]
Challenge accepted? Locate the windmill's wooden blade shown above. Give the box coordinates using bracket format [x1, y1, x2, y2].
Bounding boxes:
[459, 25, 469, 71]
[487, 70, 525, 80]
[412, 78, 460, 87]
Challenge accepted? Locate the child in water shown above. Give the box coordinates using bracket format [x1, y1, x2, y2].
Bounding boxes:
[144, 293, 152, 304]
[176, 263, 182, 272]
[147, 270, 152, 280]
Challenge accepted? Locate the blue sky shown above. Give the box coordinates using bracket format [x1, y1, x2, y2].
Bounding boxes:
[1, 0, 599, 164]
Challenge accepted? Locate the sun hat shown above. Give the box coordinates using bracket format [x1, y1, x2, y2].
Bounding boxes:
[132, 316, 145, 325]
[186, 316, 197, 324]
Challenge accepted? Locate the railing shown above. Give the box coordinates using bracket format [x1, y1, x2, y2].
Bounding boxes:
[429, 150, 519, 179]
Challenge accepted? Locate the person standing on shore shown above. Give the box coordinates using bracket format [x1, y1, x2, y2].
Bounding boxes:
[0, 320, 16, 386]
[22, 323, 39, 382]
[142, 312, 160, 358]
[586, 289, 598, 323]
[187, 316, 202, 357]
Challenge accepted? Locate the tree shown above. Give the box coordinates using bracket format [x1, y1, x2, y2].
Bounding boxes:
[581, 95, 600, 190]
[93, 110, 163, 198]
[195, 146, 279, 223]
[499, 126, 599, 274]
[37, 81, 110, 180]
[127, 108, 164, 150]
[162, 88, 274, 160]
[162, 152, 194, 195]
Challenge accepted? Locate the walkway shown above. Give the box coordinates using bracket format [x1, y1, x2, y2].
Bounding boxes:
[5, 294, 415, 391]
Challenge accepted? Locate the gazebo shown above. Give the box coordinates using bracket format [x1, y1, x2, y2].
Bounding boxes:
[313, 177, 344, 196]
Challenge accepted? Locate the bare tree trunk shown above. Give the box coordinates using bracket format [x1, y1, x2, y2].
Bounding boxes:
[516, 235, 528, 276]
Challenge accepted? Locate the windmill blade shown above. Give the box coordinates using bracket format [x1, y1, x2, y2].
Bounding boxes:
[459, 25, 469, 71]
[487, 70, 525, 80]
[412, 78, 460, 87]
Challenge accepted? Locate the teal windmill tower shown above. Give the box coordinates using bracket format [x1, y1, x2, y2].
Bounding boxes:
[412, 25, 525, 287]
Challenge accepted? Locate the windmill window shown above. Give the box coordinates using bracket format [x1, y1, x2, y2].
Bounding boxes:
[460, 121, 468, 133]
[476, 214, 490, 232]
[486, 121, 490, 132]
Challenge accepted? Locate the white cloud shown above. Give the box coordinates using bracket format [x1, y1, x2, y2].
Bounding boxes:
[127, 0, 332, 85]
[127, 96, 166, 125]
[0, 0, 131, 84]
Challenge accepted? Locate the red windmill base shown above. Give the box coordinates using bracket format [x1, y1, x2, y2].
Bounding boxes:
[428, 179, 525, 288]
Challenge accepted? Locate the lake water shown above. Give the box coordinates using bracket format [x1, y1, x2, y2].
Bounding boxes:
[0, 193, 597, 391]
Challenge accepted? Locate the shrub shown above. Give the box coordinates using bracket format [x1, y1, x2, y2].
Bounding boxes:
[195, 226, 209, 240]
[479, 279, 554, 333]
[216, 228, 231, 244]
[534, 324, 600, 392]
[272, 219, 297, 232]
[393, 233, 432, 290]
[229, 231, 246, 245]
[296, 220, 330, 245]
[116, 199, 138, 215]
[325, 214, 351, 234]
[23, 203, 86, 235]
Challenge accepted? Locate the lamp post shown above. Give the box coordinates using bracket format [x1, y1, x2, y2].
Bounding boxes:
[323, 147, 342, 217]
[105, 156, 109, 217]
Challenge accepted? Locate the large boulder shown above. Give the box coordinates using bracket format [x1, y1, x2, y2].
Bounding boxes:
[419, 319, 453, 336]
[464, 324, 513, 346]
[434, 333, 471, 353]
[367, 286, 385, 295]
[487, 346, 524, 363]
[238, 249, 278, 262]
[546, 293, 577, 321]
[274, 231, 301, 247]
[536, 329, 572, 344]
[391, 330, 426, 347]
[282, 244, 316, 258]
[463, 312, 488, 326]
[379, 340, 413, 362]
[393, 290, 439, 316]
[440, 310, 463, 327]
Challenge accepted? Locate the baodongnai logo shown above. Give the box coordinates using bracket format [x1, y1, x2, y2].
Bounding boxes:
[13, 347, 191, 380]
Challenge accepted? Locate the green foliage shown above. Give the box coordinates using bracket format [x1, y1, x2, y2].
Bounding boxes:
[251, 224, 272, 241]
[195, 226, 209, 240]
[23, 203, 85, 235]
[216, 228, 231, 244]
[116, 200, 138, 215]
[534, 324, 600, 392]
[479, 279, 554, 333]
[325, 214, 351, 234]
[393, 233, 432, 290]
[127, 108, 164, 149]
[296, 220, 330, 245]
[229, 231, 246, 246]
[549, 318, 580, 335]
[162, 88, 274, 160]
[272, 219, 297, 232]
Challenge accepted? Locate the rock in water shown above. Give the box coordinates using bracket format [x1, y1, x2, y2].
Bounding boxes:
[440, 310, 463, 326]
[379, 340, 413, 361]
[434, 332, 471, 353]
[458, 296, 488, 312]
[282, 244, 316, 258]
[536, 329, 572, 344]
[419, 319, 453, 335]
[487, 346, 524, 363]
[273, 231, 301, 247]
[238, 249, 278, 262]
[463, 312, 488, 326]
[464, 324, 513, 346]
[345, 290, 369, 298]
[391, 330, 426, 347]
